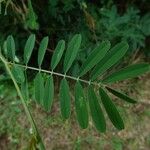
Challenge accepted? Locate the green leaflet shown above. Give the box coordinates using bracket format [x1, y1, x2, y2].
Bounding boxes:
[63, 34, 82, 73]
[24, 34, 35, 65]
[59, 78, 71, 119]
[6, 35, 15, 61]
[102, 63, 150, 83]
[11, 65, 25, 83]
[38, 36, 49, 67]
[75, 81, 88, 129]
[88, 86, 106, 132]
[99, 87, 124, 130]
[34, 72, 44, 104]
[51, 40, 65, 70]
[91, 41, 129, 81]
[43, 75, 54, 112]
[21, 71, 29, 101]
[79, 41, 111, 76]
[106, 87, 137, 103]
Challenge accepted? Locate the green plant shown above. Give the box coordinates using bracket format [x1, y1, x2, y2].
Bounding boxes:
[0, 33, 149, 149]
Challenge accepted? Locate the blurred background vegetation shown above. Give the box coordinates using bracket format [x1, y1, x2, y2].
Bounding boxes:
[0, 0, 150, 149]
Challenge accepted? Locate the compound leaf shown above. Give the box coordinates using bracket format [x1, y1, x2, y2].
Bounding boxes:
[91, 41, 129, 81]
[59, 78, 71, 119]
[79, 40, 111, 76]
[24, 34, 35, 64]
[99, 87, 124, 130]
[63, 34, 81, 73]
[34, 72, 44, 105]
[38, 36, 49, 67]
[75, 81, 88, 129]
[6, 35, 15, 61]
[88, 86, 106, 132]
[43, 75, 54, 112]
[106, 87, 137, 103]
[102, 63, 150, 83]
[51, 40, 65, 70]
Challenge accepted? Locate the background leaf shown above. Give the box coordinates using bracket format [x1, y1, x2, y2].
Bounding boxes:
[91, 42, 129, 81]
[75, 81, 88, 129]
[43, 75, 54, 112]
[102, 63, 150, 83]
[6, 35, 15, 61]
[21, 71, 29, 101]
[38, 36, 49, 67]
[99, 87, 124, 130]
[106, 87, 137, 103]
[79, 40, 111, 76]
[88, 86, 106, 132]
[24, 34, 35, 65]
[59, 78, 71, 119]
[34, 72, 44, 104]
[63, 34, 82, 73]
[51, 40, 65, 70]
[11, 65, 25, 83]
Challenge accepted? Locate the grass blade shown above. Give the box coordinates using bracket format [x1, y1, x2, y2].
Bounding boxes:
[75, 81, 89, 129]
[51, 40, 65, 70]
[34, 72, 44, 105]
[6, 35, 15, 61]
[79, 41, 111, 76]
[91, 41, 129, 81]
[24, 34, 35, 64]
[59, 78, 71, 119]
[88, 86, 106, 132]
[102, 63, 150, 83]
[99, 87, 124, 130]
[43, 75, 54, 112]
[38, 36, 49, 67]
[106, 87, 137, 103]
[63, 34, 82, 73]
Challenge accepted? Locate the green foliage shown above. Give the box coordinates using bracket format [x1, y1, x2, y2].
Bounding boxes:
[59, 78, 71, 119]
[63, 34, 82, 73]
[102, 63, 150, 83]
[51, 39, 65, 70]
[99, 87, 124, 130]
[11, 65, 25, 83]
[6, 35, 15, 61]
[79, 40, 111, 77]
[34, 72, 44, 104]
[24, 34, 35, 65]
[106, 87, 137, 104]
[38, 36, 49, 68]
[25, 0, 39, 30]
[75, 81, 88, 129]
[0, 34, 150, 133]
[91, 41, 129, 81]
[43, 75, 54, 112]
[88, 86, 106, 132]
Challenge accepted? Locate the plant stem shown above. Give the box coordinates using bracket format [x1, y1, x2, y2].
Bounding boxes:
[0, 53, 46, 150]
[8, 62, 100, 87]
